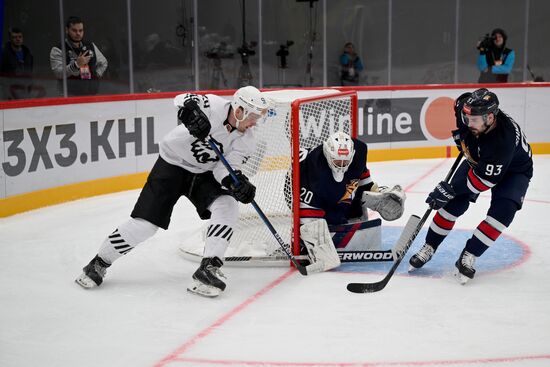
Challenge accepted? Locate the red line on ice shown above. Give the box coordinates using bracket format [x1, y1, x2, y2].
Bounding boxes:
[153, 268, 297, 367]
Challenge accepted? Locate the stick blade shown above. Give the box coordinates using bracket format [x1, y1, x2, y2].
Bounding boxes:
[346, 214, 423, 294]
[347, 281, 386, 293]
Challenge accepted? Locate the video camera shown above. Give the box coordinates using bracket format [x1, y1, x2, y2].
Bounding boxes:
[276, 40, 294, 69]
[237, 41, 257, 63]
[205, 42, 234, 60]
[477, 33, 495, 52]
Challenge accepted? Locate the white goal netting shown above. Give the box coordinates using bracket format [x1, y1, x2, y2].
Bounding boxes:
[180, 89, 357, 265]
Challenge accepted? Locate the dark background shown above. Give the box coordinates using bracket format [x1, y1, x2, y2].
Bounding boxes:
[1, 0, 548, 100]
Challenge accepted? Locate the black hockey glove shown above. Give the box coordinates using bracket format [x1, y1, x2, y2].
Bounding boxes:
[178, 99, 211, 140]
[426, 181, 456, 210]
[222, 171, 256, 204]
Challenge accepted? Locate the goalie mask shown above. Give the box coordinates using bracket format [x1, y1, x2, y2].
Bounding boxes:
[323, 131, 355, 182]
[231, 86, 270, 126]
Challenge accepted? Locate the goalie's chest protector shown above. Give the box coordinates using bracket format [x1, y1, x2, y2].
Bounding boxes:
[301, 143, 367, 222]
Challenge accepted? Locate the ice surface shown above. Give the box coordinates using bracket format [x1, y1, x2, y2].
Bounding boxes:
[1, 156, 549, 367]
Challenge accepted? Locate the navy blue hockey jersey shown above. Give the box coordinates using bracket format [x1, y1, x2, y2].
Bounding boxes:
[299, 139, 373, 225]
[454, 110, 533, 196]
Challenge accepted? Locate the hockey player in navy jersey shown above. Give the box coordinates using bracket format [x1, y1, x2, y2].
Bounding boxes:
[409, 88, 533, 284]
[75, 86, 270, 297]
[296, 131, 406, 273]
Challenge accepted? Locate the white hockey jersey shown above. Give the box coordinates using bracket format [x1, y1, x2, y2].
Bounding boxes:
[159, 93, 257, 184]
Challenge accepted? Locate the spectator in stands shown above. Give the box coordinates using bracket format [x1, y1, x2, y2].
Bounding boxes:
[49, 16, 108, 96]
[477, 28, 514, 83]
[339, 42, 364, 86]
[1, 27, 34, 100]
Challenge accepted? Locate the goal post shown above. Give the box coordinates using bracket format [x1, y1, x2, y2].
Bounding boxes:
[179, 89, 358, 265]
[289, 91, 358, 257]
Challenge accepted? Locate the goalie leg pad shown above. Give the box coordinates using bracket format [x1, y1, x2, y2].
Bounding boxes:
[362, 185, 406, 221]
[301, 219, 341, 273]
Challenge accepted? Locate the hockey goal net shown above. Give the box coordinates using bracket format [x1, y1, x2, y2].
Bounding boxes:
[180, 89, 357, 265]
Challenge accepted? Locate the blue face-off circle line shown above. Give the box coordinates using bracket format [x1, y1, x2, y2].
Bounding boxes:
[335, 226, 530, 279]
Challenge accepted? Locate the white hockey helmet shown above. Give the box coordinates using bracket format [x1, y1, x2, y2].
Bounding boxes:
[323, 131, 355, 182]
[231, 86, 270, 124]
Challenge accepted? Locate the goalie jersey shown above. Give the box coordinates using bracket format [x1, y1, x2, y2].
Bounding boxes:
[298, 139, 374, 225]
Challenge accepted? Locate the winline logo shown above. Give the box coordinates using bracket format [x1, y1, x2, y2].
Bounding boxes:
[358, 96, 456, 143]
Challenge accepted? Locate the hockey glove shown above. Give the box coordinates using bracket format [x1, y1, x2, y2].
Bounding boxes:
[426, 181, 456, 210]
[222, 171, 256, 204]
[178, 99, 211, 140]
[361, 185, 406, 221]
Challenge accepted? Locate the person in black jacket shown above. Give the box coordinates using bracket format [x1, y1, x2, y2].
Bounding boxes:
[1, 27, 34, 100]
[49, 16, 108, 96]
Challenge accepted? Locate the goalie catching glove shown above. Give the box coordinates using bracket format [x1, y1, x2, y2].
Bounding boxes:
[178, 99, 211, 140]
[361, 184, 406, 221]
[300, 219, 341, 273]
[221, 171, 256, 204]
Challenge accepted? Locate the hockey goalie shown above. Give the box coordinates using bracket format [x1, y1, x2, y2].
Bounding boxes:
[296, 131, 406, 273]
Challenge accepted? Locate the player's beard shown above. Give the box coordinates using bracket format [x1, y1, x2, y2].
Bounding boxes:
[68, 33, 82, 44]
[469, 122, 490, 137]
[469, 127, 481, 137]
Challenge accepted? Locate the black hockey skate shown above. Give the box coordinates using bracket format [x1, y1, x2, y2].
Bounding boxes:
[75, 255, 111, 289]
[454, 249, 476, 284]
[187, 257, 226, 298]
[408, 243, 435, 271]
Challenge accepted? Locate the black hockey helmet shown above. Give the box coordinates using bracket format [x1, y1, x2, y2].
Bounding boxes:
[462, 88, 499, 117]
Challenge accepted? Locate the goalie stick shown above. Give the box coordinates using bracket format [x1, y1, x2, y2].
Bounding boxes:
[179, 248, 395, 265]
[347, 152, 464, 293]
[207, 138, 309, 276]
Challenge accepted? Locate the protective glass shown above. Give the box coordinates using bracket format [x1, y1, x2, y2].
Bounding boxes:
[247, 108, 269, 124]
[461, 112, 486, 128]
[461, 111, 471, 126]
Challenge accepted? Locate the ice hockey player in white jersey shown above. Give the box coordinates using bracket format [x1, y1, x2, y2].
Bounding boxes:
[296, 131, 406, 273]
[75, 86, 270, 297]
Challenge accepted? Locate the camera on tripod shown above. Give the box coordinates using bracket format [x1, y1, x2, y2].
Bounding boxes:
[237, 41, 257, 64]
[477, 33, 495, 52]
[205, 42, 234, 60]
[276, 40, 294, 69]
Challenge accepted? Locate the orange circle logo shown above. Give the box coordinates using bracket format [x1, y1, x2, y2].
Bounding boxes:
[424, 97, 456, 140]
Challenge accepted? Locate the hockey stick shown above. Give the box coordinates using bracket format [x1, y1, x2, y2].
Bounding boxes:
[207, 138, 309, 275]
[180, 248, 394, 265]
[347, 152, 464, 293]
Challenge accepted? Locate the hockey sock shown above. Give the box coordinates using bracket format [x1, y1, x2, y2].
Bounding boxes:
[464, 199, 516, 257]
[98, 217, 159, 264]
[425, 197, 470, 249]
[203, 196, 238, 259]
